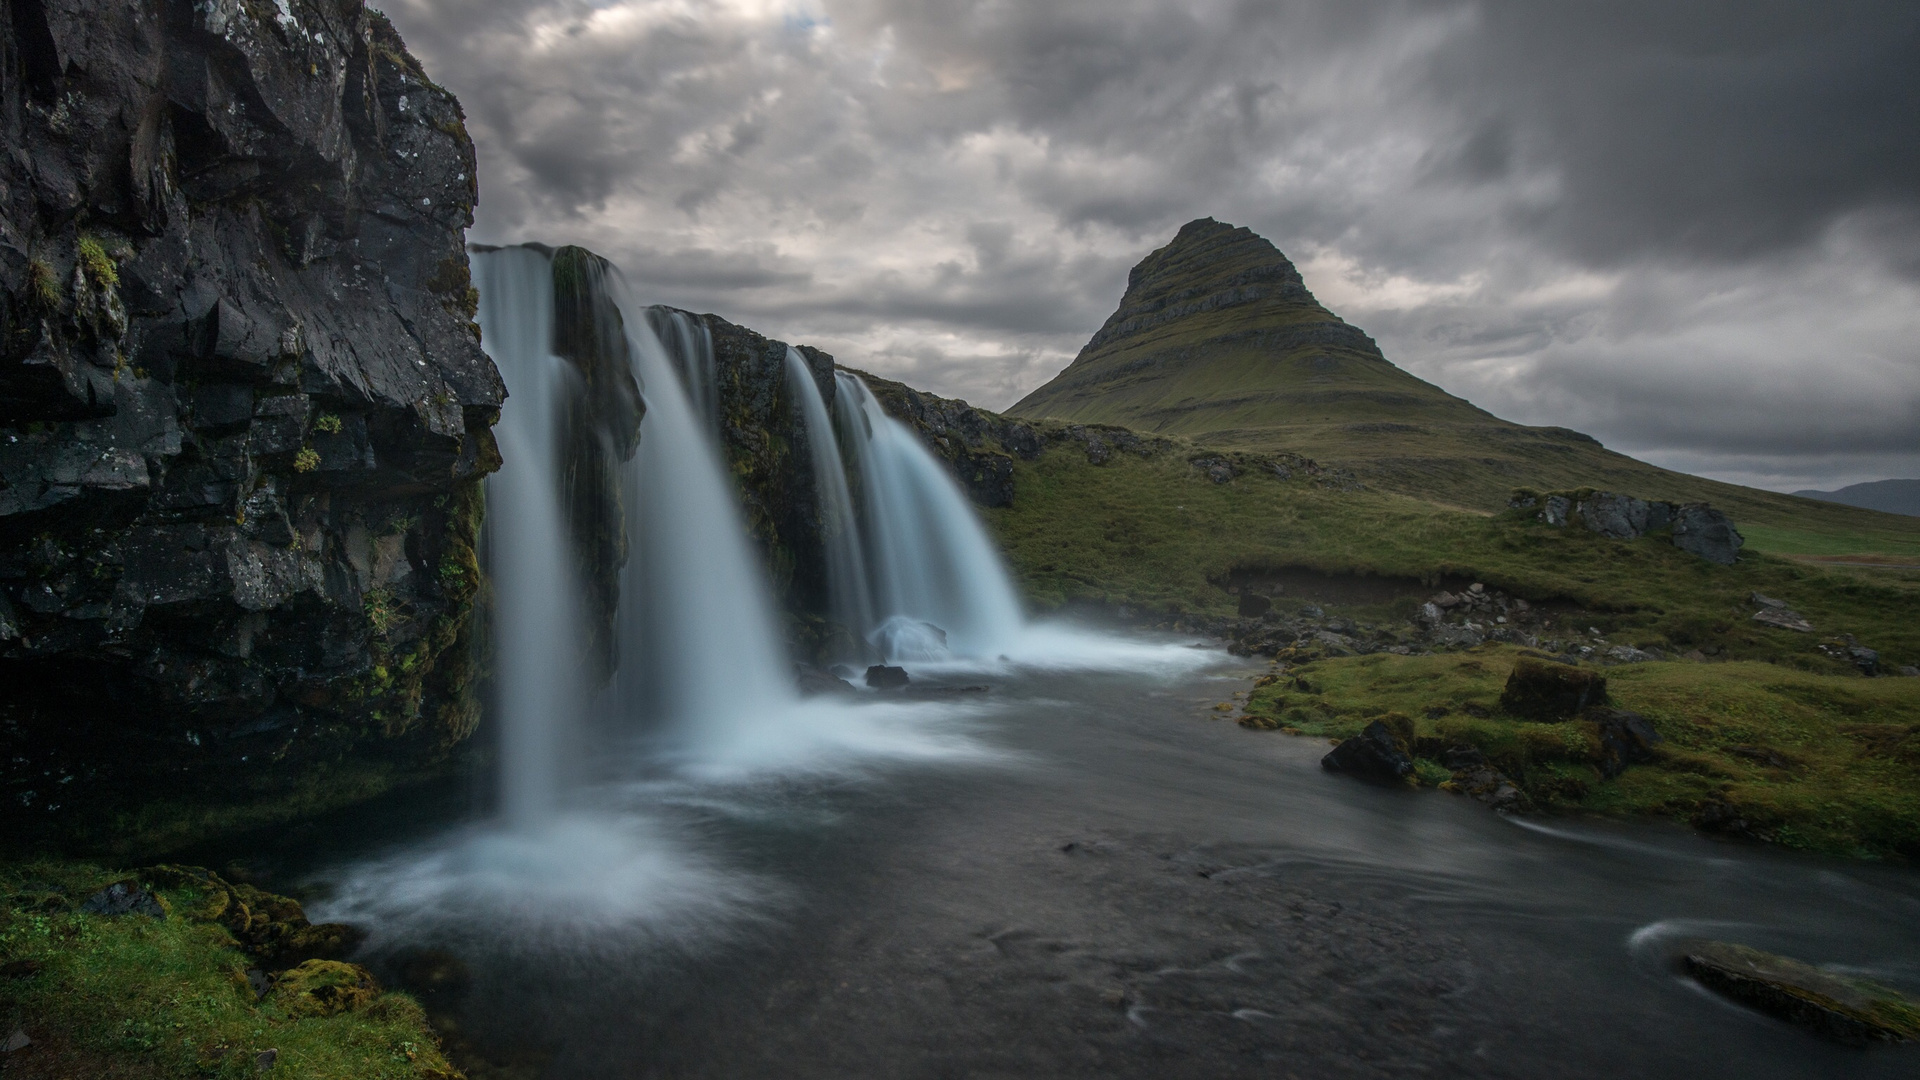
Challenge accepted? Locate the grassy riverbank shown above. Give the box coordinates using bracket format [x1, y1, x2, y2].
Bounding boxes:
[0, 862, 456, 1079]
[1231, 646, 1920, 859]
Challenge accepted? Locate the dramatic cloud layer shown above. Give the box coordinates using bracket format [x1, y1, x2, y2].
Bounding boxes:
[385, 0, 1920, 490]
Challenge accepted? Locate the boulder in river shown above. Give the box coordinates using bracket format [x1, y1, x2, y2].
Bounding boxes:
[1684, 941, 1920, 1044]
[866, 665, 911, 690]
[1499, 658, 1607, 721]
[1321, 720, 1414, 783]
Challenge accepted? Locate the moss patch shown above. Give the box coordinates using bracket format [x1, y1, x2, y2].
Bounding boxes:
[1239, 646, 1920, 859]
[0, 862, 457, 1078]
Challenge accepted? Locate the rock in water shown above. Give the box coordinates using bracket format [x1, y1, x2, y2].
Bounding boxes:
[865, 664, 911, 689]
[1321, 720, 1414, 783]
[1499, 658, 1607, 721]
[1684, 941, 1920, 1044]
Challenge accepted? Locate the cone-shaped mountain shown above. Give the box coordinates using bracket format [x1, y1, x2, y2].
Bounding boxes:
[1010, 218, 1745, 511]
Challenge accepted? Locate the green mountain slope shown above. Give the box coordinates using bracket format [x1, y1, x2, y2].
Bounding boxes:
[1009, 218, 1920, 548]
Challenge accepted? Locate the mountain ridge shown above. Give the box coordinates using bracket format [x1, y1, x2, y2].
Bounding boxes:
[1794, 479, 1920, 518]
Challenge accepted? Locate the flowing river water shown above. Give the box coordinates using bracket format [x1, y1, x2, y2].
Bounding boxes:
[224, 643, 1920, 1080]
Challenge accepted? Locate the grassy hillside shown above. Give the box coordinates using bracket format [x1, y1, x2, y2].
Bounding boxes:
[1006, 219, 1920, 550]
[984, 432, 1920, 671]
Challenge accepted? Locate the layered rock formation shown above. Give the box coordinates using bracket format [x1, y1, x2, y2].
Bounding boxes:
[0, 0, 501, 849]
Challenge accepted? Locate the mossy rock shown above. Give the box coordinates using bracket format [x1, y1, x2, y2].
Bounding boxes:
[1685, 941, 1920, 1044]
[273, 959, 382, 1018]
[1499, 657, 1607, 721]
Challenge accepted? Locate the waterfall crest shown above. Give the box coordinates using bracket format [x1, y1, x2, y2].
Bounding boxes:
[832, 374, 1025, 661]
[472, 247, 584, 826]
[784, 348, 877, 654]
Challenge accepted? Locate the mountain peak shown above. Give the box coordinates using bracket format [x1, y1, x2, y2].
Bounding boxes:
[1082, 217, 1318, 355]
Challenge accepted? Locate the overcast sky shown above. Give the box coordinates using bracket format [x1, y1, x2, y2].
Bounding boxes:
[385, 0, 1920, 492]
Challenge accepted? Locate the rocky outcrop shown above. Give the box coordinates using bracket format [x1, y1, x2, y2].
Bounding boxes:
[1509, 489, 1743, 565]
[1684, 941, 1920, 1044]
[0, 0, 501, 848]
[1321, 717, 1415, 783]
[1499, 658, 1608, 720]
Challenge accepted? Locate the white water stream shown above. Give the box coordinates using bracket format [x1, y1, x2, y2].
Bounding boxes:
[318, 247, 1217, 944]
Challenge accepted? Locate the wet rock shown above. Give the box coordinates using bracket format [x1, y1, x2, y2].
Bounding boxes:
[1321, 720, 1414, 783]
[1684, 941, 1920, 1044]
[796, 663, 857, 696]
[1752, 608, 1815, 633]
[1454, 767, 1525, 811]
[272, 960, 381, 1018]
[1499, 658, 1607, 721]
[1587, 707, 1663, 779]
[80, 880, 166, 918]
[865, 665, 911, 690]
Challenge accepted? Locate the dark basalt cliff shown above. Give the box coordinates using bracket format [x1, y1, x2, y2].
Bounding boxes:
[0, 0, 503, 851]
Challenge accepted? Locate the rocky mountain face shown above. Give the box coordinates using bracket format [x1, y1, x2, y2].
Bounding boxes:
[0, 0, 502, 850]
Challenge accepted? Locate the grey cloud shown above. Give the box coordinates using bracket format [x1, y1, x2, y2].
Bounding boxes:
[382, 0, 1920, 490]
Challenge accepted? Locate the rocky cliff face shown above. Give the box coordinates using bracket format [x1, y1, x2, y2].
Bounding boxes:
[0, 0, 502, 850]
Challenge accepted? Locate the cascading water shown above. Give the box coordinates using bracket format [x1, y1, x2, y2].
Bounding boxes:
[472, 246, 585, 826]
[832, 374, 1025, 661]
[607, 285, 795, 748]
[648, 307, 720, 430]
[784, 348, 877, 652]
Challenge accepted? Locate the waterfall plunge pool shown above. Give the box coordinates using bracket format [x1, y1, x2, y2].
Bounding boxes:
[247, 646, 1920, 1080]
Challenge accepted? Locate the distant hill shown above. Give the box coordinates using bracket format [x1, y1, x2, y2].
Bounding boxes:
[1793, 479, 1920, 518]
[1008, 218, 1920, 547]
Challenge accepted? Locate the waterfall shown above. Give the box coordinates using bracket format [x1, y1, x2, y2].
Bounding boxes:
[648, 307, 719, 430]
[832, 374, 1025, 661]
[784, 348, 877, 653]
[472, 246, 585, 826]
[607, 285, 795, 746]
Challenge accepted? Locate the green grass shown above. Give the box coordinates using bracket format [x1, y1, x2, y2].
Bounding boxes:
[0, 863, 456, 1078]
[985, 438, 1920, 671]
[1237, 647, 1920, 859]
[1740, 523, 1920, 558]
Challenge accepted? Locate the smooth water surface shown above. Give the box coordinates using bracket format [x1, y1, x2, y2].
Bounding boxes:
[298, 640, 1920, 1080]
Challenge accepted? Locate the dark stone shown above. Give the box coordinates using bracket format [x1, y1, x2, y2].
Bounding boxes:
[1849, 645, 1880, 676]
[1440, 744, 1487, 770]
[1499, 658, 1608, 721]
[1587, 707, 1663, 778]
[1237, 593, 1272, 617]
[1684, 941, 1920, 1044]
[80, 880, 164, 918]
[1320, 720, 1414, 783]
[0, 0, 500, 845]
[865, 664, 911, 690]
[796, 663, 857, 696]
[1671, 504, 1743, 565]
